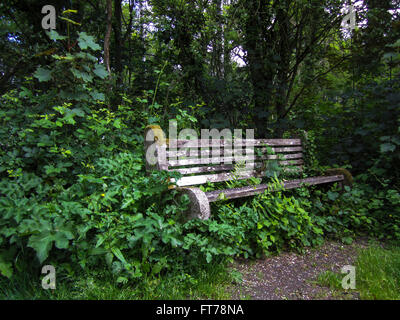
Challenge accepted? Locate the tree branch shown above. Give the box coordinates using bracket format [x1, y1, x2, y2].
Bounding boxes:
[280, 54, 352, 119]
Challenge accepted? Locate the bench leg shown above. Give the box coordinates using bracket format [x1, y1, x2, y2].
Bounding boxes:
[178, 187, 211, 221]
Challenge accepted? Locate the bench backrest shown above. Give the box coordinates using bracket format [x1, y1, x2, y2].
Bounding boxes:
[144, 126, 304, 187]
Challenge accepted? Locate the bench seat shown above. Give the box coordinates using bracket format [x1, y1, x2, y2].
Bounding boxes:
[205, 175, 344, 202]
[144, 125, 348, 220]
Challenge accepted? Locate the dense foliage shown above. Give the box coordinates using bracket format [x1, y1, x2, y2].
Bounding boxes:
[0, 0, 399, 295]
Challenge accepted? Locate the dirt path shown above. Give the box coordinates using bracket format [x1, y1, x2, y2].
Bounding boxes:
[229, 238, 370, 300]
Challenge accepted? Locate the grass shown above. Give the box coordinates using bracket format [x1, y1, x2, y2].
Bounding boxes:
[0, 261, 236, 300]
[3, 241, 399, 300]
[315, 242, 400, 300]
[316, 270, 343, 290]
[355, 244, 400, 299]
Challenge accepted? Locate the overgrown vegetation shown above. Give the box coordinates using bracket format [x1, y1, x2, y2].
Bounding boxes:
[0, 0, 399, 300]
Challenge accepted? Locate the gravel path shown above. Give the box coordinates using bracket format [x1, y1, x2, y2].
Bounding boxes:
[229, 238, 370, 300]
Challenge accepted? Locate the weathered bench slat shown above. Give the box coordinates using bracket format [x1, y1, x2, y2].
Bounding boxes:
[172, 155, 303, 175]
[173, 163, 262, 175]
[168, 155, 303, 167]
[174, 164, 303, 176]
[278, 159, 304, 166]
[172, 163, 304, 187]
[171, 171, 266, 187]
[168, 153, 303, 162]
[205, 175, 345, 202]
[167, 146, 303, 158]
[170, 139, 301, 148]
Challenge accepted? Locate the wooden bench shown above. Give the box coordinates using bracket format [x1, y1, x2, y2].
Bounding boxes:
[144, 125, 351, 220]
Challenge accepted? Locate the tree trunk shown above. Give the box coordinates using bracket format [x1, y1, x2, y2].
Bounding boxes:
[113, 0, 123, 86]
[274, 3, 290, 138]
[104, 0, 112, 75]
[242, 0, 273, 138]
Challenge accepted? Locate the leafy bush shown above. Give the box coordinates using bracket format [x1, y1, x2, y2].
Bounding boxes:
[185, 182, 325, 260]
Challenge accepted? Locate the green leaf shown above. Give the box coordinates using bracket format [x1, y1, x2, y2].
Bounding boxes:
[28, 231, 54, 263]
[121, 198, 133, 209]
[151, 261, 164, 275]
[72, 108, 85, 117]
[33, 67, 52, 82]
[388, 39, 400, 48]
[113, 118, 122, 129]
[170, 237, 182, 247]
[93, 64, 108, 79]
[46, 30, 67, 41]
[116, 276, 128, 284]
[380, 143, 396, 153]
[327, 190, 339, 201]
[111, 247, 127, 265]
[0, 261, 13, 278]
[217, 192, 226, 200]
[77, 32, 101, 51]
[70, 68, 93, 82]
[89, 90, 105, 101]
[89, 247, 108, 256]
[383, 52, 397, 61]
[105, 252, 113, 266]
[342, 236, 353, 245]
[54, 232, 70, 249]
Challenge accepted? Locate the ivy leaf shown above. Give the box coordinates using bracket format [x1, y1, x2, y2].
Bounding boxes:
[77, 32, 101, 51]
[33, 67, 52, 82]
